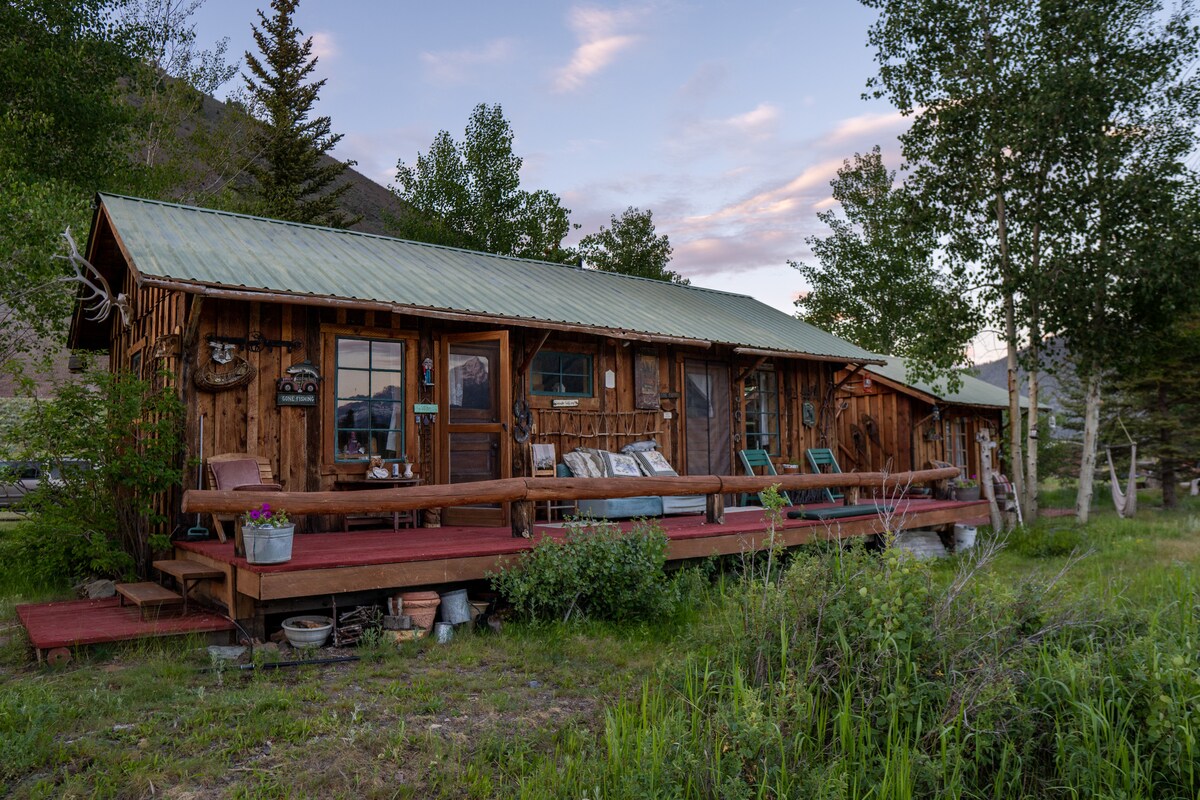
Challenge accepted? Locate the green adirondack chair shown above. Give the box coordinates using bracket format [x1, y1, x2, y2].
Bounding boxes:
[738, 449, 792, 506]
[806, 448, 844, 504]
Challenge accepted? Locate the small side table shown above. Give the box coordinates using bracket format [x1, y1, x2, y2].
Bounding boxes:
[334, 477, 423, 532]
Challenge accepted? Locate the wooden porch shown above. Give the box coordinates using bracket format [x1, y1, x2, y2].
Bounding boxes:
[173, 496, 987, 622]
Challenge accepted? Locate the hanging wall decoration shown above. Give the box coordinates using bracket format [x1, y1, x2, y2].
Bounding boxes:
[276, 359, 321, 406]
[194, 345, 256, 392]
[634, 350, 660, 409]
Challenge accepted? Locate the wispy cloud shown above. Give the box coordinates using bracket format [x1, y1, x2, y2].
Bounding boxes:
[822, 110, 908, 145]
[553, 5, 645, 93]
[420, 39, 516, 84]
[666, 103, 782, 159]
[310, 31, 337, 62]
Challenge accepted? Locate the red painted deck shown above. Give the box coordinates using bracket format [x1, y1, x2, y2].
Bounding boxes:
[177, 497, 985, 579]
[176, 497, 981, 573]
[17, 499, 987, 646]
[16, 596, 236, 654]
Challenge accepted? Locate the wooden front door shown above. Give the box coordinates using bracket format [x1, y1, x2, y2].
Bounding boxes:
[440, 331, 511, 526]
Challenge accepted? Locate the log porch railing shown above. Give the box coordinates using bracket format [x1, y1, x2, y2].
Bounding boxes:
[182, 467, 961, 536]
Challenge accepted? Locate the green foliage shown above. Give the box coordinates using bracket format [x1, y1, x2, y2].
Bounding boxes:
[242, 0, 357, 227]
[1007, 521, 1085, 558]
[389, 103, 577, 262]
[2, 366, 183, 583]
[489, 519, 679, 623]
[578, 206, 686, 284]
[0, 0, 141, 187]
[794, 146, 977, 382]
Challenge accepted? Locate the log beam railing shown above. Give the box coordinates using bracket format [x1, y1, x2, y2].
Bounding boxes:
[182, 467, 960, 525]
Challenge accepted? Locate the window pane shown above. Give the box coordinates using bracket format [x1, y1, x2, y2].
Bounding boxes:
[371, 372, 403, 398]
[336, 400, 369, 429]
[562, 374, 588, 394]
[337, 429, 370, 459]
[337, 369, 370, 400]
[562, 354, 588, 375]
[338, 339, 369, 368]
[531, 352, 557, 374]
[372, 341, 404, 371]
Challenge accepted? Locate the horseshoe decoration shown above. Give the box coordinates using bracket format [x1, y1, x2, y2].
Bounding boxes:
[512, 398, 533, 444]
[194, 352, 256, 392]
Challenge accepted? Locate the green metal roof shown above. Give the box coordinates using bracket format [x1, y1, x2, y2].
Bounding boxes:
[866, 356, 1031, 410]
[97, 194, 881, 362]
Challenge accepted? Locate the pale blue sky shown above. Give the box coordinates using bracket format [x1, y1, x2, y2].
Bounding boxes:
[191, 1, 916, 323]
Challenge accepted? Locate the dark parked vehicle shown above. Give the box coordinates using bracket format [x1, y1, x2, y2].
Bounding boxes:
[0, 461, 42, 509]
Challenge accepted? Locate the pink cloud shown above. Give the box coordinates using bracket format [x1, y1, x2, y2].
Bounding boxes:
[553, 6, 645, 92]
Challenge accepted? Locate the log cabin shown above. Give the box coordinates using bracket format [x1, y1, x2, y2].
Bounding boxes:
[54, 194, 989, 632]
[834, 356, 1035, 480]
[69, 193, 894, 531]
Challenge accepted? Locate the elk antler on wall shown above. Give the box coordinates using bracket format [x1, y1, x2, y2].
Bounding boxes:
[57, 227, 131, 327]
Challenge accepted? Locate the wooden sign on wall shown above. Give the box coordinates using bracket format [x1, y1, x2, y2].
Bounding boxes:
[635, 350, 659, 410]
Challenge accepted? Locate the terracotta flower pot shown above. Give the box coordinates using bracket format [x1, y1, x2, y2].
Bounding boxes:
[399, 591, 440, 630]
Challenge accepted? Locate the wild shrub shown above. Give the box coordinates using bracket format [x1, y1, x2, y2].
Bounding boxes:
[489, 519, 679, 623]
[2, 367, 183, 584]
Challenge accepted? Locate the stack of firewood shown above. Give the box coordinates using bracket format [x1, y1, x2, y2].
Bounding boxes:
[333, 605, 382, 646]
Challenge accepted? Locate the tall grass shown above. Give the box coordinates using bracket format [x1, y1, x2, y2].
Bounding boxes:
[513, 519, 1200, 799]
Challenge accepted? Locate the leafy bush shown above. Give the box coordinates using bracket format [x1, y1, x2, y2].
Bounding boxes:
[489, 519, 679, 622]
[2, 367, 183, 584]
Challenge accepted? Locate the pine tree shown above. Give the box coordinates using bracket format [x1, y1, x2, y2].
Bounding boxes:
[242, 0, 356, 227]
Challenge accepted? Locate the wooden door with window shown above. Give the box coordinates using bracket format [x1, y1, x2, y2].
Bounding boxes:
[440, 331, 511, 526]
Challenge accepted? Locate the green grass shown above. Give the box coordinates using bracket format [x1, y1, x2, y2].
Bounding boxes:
[2, 497, 1199, 797]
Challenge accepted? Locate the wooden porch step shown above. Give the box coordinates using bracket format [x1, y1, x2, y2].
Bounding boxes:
[115, 582, 183, 620]
[153, 559, 224, 583]
[152, 559, 225, 614]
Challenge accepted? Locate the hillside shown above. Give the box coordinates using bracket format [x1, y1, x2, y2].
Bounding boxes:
[973, 338, 1071, 412]
[179, 92, 404, 236]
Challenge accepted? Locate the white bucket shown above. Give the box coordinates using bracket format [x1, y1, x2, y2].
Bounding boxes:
[243, 524, 294, 564]
[953, 524, 977, 551]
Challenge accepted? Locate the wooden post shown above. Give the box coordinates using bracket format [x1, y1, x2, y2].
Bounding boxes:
[706, 492, 725, 524]
[512, 500, 533, 538]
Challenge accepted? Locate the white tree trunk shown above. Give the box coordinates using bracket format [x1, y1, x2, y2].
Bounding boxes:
[1076, 371, 1102, 524]
[1004, 333, 1025, 529]
[1024, 367, 1040, 522]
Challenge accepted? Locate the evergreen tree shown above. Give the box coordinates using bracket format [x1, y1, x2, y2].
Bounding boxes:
[579, 207, 685, 284]
[242, 0, 356, 228]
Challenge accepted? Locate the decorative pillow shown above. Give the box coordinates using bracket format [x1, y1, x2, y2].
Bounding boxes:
[602, 451, 643, 478]
[632, 449, 678, 478]
[563, 450, 603, 479]
[620, 439, 659, 454]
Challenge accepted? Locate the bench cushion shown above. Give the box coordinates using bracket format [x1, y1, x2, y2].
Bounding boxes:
[788, 504, 896, 521]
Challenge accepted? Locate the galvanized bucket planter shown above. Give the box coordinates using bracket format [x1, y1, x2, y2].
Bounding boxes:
[243, 524, 295, 564]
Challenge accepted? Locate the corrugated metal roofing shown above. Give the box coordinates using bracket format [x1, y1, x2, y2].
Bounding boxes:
[98, 194, 881, 362]
[867, 356, 1031, 410]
